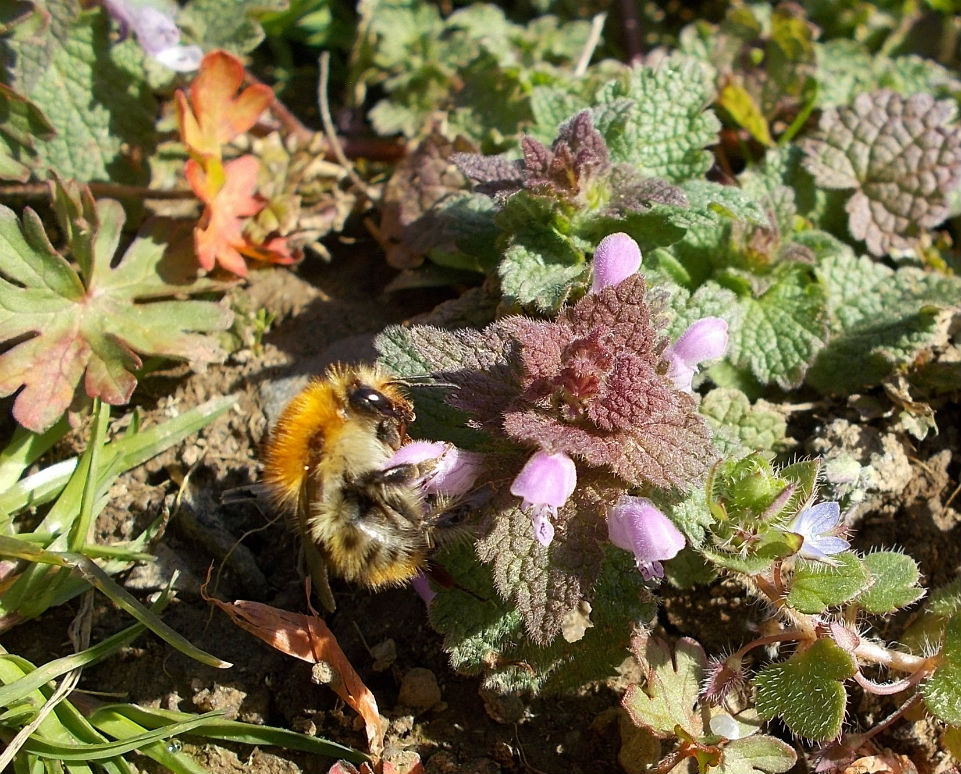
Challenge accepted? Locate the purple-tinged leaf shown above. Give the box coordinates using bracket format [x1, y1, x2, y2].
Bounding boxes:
[802, 91, 961, 256]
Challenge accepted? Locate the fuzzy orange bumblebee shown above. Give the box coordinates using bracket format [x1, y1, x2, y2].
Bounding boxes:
[261, 365, 434, 603]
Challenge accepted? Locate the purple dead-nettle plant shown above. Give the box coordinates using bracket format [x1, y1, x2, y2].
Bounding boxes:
[102, 0, 202, 71]
[379, 235, 718, 641]
[452, 111, 687, 214]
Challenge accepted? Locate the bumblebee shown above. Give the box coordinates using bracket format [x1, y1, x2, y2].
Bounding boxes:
[262, 364, 437, 608]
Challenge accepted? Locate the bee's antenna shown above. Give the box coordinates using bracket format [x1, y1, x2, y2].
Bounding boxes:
[389, 375, 459, 390]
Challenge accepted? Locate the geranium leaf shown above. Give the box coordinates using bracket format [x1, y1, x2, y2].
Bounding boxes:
[0, 182, 233, 432]
[622, 634, 706, 738]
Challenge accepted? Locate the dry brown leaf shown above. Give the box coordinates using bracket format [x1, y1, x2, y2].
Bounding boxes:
[206, 594, 387, 756]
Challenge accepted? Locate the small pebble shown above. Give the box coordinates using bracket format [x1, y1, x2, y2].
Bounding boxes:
[397, 667, 441, 711]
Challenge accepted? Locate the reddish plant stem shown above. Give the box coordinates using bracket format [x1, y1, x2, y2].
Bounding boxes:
[853, 666, 929, 696]
[243, 70, 313, 145]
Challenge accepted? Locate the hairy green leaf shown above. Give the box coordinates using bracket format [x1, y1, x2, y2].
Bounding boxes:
[857, 551, 924, 614]
[922, 613, 961, 724]
[787, 553, 871, 614]
[807, 252, 961, 393]
[754, 638, 856, 741]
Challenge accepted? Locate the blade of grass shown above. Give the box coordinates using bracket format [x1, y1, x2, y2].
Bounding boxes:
[91, 704, 369, 763]
[87, 710, 216, 774]
[0, 396, 237, 518]
[0, 539, 230, 668]
[0, 418, 69, 492]
[14, 711, 224, 761]
[69, 401, 109, 552]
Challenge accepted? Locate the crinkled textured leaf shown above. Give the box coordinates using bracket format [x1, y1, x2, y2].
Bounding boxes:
[498, 240, 586, 313]
[503, 275, 716, 489]
[922, 613, 961, 725]
[475, 481, 610, 645]
[375, 321, 518, 448]
[592, 59, 719, 182]
[623, 634, 706, 738]
[727, 264, 828, 389]
[807, 252, 961, 393]
[0, 186, 233, 432]
[857, 551, 924, 614]
[754, 637, 856, 741]
[786, 553, 871, 614]
[802, 91, 961, 256]
[430, 541, 654, 694]
[3, 2, 156, 183]
[178, 0, 284, 54]
[701, 388, 788, 457]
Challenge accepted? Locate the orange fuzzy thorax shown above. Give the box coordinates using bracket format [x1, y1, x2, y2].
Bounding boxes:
[261, 379, 344, 512]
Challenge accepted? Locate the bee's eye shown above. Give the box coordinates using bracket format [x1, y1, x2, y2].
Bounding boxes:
[348, 386, 391, 415]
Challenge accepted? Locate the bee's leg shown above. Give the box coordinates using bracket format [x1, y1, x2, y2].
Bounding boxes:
[302, 538, 337, 612]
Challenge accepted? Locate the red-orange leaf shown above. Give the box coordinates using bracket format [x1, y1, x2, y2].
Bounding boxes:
[176, 49, 273, 159]
[187, 156, 295, 277]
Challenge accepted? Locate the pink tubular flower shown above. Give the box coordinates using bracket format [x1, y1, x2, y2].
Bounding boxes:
[410, 573, 437, 606]
[591, 232, 643, 292]
[607, 496, 686, 580]
[510, 450, 577, 547]
[663, 316, 729, 392]
[102, 0, 202, 71]
[386, 440, 483, 497]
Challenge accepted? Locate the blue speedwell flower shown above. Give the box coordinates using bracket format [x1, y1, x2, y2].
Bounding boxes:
[788, 501, 850, 563]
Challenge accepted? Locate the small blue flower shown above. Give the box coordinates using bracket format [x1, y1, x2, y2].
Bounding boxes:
[788, 501, 850, 563]
[102, 0, 202, 71]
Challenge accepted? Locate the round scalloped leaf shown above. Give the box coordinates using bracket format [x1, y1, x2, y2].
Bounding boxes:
[857, 551, 924, 614]
[754, 638, 856, 741]
[786, 553, 871, 614]
[922, 613, 961, 725]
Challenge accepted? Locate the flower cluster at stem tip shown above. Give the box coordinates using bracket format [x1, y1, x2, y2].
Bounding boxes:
[507, 233, 729, 571]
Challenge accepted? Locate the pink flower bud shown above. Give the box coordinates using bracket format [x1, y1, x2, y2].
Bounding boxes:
[591, 233, 642, 292]
[607, 496, 686, 580]
[510, 450, 577, 546]
[664, 316, 729, 392]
